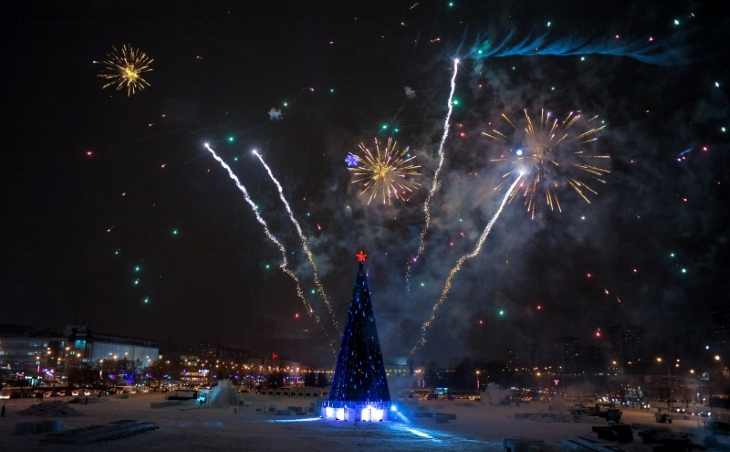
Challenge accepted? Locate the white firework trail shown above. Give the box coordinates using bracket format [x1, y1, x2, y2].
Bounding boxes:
[406, 58, 460, 293]
[253, 150, 340, 335]
[204, 144, 335, 354]
[410, 175, 523, 356]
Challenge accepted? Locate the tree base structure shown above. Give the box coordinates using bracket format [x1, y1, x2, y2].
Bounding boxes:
[321, 400, 390, 422]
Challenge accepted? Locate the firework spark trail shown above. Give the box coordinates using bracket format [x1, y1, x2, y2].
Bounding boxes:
[409, 176, 523, 357]
[253, 150, 340, 335]
[468, 30, 692, 65]
[204, 144, 336, 354]
[405, 58, 459, 293]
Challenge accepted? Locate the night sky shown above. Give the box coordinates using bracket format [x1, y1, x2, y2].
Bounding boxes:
[2, 1, 729, 366]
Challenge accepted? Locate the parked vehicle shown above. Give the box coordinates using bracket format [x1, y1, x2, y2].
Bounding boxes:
[0, 387, 34, 399]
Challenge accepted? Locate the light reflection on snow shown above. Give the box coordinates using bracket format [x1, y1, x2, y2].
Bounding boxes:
[403, 426, 438, 440]
[385, 423, 452, 443]
[236, 414, 495, 449]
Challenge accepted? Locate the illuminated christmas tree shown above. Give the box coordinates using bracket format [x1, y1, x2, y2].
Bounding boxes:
[322, 251, 391, 421]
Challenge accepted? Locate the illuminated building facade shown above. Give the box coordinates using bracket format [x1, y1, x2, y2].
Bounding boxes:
[0, 325, 65, 384]
[66, 326, 158, 374]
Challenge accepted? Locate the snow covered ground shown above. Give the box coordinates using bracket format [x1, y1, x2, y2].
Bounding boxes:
[0, 393, 719, 451]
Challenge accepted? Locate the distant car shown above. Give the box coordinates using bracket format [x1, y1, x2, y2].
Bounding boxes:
[83, 390, 91, 396]
[620, 398, 649, 409]
[71, 390, 80, 397]
[44, 391, 54, 398]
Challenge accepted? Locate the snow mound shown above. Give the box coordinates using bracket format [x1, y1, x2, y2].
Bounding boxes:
[18, 401, 83, 417]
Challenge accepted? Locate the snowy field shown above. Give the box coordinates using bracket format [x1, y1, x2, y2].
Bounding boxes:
[0, 393, 718, 451]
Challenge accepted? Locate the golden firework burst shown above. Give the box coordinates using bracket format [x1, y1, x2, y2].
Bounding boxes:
[348, 138, 421, 205]
[484, 109, 610, 218]
[98, 44, 153, 96]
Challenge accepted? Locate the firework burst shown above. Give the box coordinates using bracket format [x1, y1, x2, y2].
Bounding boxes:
[483, 109, 610, 218]
[348, 137, 420, 205]
[98, 44, 153, 96]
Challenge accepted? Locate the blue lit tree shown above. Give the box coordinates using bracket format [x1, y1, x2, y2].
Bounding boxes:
[327, 251, 390, 407]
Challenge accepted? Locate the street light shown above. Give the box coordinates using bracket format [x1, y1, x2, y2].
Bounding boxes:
[657, 357, 672, 410]
[62, 346, 70, 377]
[627, 361, 634, 397]
[709, 354, 721, 408]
